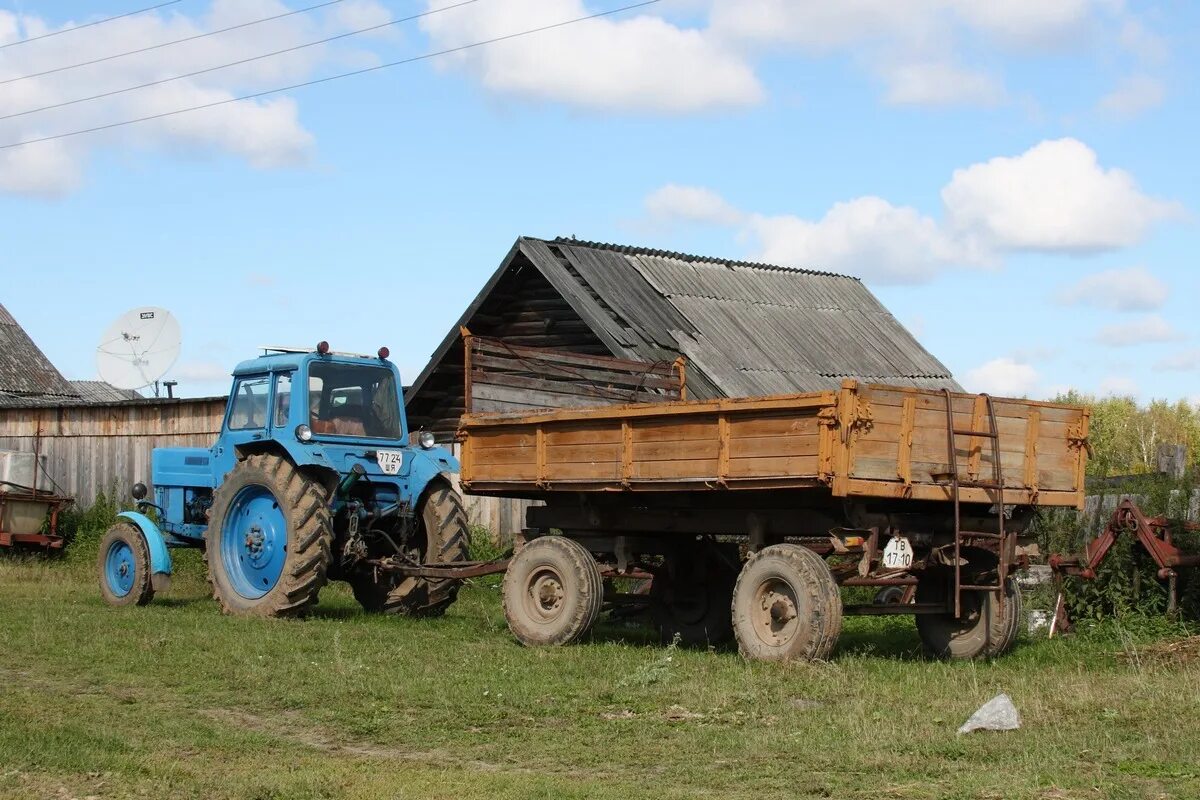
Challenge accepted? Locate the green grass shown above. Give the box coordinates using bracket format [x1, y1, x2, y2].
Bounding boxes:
[2, 548, 1199, 800]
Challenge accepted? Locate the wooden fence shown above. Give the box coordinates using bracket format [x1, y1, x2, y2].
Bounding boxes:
[0, 398, 529, 541]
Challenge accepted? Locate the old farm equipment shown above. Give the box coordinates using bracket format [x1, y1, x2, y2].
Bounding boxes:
[97, 342, 484, 615]
[1049, 498, 1200, 633]
[458, 364, 1091, 660]
[0, 449, 70, 550]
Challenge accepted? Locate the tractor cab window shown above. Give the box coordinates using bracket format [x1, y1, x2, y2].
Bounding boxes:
[273, 372, 293, 428]
[227, 376, 270, 430]
[307, 363, 401, 439]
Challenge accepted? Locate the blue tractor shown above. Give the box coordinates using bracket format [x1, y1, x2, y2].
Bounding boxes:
[97, 342, 471, 618]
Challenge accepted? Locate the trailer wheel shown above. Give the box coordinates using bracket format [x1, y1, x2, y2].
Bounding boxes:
[650, 544, 739, 646]
[915, 558, 1023, 660]
[206, 453, 332, 617]
[503, 536, 603, 647]
[361, 482, 470, 617]
[97, 522, 155, 607]
[732, 544, 842, 662]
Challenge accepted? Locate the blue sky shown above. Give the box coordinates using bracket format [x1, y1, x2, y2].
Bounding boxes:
[0, 0, 1196, 402]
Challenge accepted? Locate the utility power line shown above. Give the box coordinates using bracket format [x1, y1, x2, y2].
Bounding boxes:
[0, 0, 481, 122]
[0, 0, 661, 152]
[0, 1, 184, 50]
[2, 0, 345, 86]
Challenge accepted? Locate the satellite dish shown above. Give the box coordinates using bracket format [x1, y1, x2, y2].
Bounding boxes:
[95, 307, 181, 392]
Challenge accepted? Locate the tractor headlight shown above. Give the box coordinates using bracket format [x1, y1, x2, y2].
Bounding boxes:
[418, 430, 436, 449]
[296, 424, 313, 442]
[131, 482, 148, 500]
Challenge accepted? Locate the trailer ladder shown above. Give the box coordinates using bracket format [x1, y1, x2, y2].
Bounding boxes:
[940, 389, 1009, 619]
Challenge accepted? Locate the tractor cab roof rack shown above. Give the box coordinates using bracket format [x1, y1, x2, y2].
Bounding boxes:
[258, 345, 377, 359]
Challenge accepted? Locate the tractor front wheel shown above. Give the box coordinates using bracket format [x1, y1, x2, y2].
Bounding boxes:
[97, 522, 155, 607]
[205, 453, 332, 617]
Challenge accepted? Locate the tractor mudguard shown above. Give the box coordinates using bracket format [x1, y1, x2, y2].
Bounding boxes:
[117, 511, 174, 590]
[406, 447, 460, 501]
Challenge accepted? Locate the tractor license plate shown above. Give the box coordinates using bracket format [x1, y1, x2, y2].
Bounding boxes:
[375, 450, 403, 475]
[882, 536, 914, 569]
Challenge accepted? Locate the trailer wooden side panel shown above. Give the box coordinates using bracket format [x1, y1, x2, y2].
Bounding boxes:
[459, 380, 1088, 509]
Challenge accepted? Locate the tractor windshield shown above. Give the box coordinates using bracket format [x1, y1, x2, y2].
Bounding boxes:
[307, 362, 402, 440]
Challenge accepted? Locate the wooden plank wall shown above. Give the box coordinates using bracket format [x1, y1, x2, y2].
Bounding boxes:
[0, 402, 522, 543]
[0, 398, 227, 505]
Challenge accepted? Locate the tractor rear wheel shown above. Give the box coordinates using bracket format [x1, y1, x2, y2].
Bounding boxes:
[915, 549, 1023, 660]
[354, 482, 469, 617]
[97, 522, 155, 607]
[731, 544, 842, 662]
[205, 453, 332, 617]
[649, 544, 739, 646]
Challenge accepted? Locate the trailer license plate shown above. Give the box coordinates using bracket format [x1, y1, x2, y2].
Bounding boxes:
[376, 450, 403, 475]
[882, 536, 913, 569]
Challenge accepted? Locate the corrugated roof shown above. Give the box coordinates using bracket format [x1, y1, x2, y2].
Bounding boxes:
[0, 302, 78, 400]
[537, 238, 959, 396]
[69, 380, 144, 403]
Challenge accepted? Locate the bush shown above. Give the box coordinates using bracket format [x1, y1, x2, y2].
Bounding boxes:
[56, 487, 127, 560]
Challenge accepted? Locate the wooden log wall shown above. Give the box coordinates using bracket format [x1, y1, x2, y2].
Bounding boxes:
[466, 336, 684, 415]
[0, 400, 523, 542]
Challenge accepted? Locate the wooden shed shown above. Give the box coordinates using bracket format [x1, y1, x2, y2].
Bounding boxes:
[405, 236, 960, 436]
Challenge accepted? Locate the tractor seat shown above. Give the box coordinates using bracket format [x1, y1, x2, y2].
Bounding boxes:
[325, 405, 367, 437]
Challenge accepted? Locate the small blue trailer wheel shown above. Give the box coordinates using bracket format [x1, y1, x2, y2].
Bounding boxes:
[97, 523, 156, 606]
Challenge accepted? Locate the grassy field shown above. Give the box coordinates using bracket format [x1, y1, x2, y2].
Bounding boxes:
[2, 546, 1199, 800]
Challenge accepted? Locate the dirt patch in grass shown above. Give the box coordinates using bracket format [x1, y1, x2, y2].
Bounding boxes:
[1120, 634, 1200, 666]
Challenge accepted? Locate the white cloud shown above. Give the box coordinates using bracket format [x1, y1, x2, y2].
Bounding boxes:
[964, 357, 1039, 397]
[882, 61, 1005, 107]
[942, 138, 1181, 252]
[644, 185, 985, 284]
[1056, 266, 1168, 312]
[951, 0, 1095, 47]
[705, 0, 1126, 108]
[1154, 350, 1200, 372]
[0, 1, 391, 197]
[745, 197, 983, 284]
[0, 139, 81, 198]
[1098, 75, 1165, 117]
[645, 184, 745, 226]
[419, 0, 762, 113]
[1093, 314, 1181, 347]
[1098, 375, 1139, 396]
[642, 137, 1177, 285]
[1117, 19, 1168, 64]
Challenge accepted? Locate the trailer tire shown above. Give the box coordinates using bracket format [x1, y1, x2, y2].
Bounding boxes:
[650, 544, 739, 647]
[915, 553, 1022, 660]
[732, 544, 842, 662]
[98, 522, 155, 607]
[367, 482, 470, 617]
[503, 536, 603, 647]
[206, 453, 332, 618]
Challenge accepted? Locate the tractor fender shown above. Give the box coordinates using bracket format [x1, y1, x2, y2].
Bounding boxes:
[117, 511, 174, 590]
[406, 447, 460, 503]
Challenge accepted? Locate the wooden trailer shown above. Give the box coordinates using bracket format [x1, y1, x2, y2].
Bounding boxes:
[458, 378, 1090, 661]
